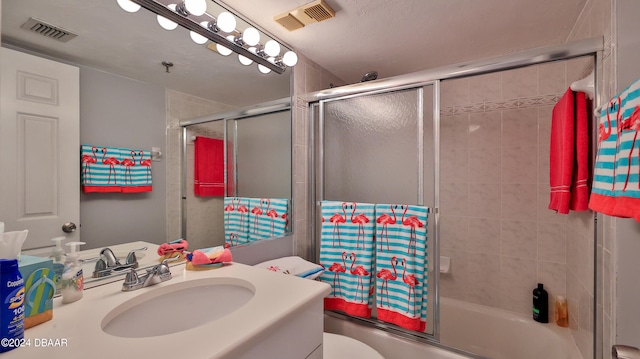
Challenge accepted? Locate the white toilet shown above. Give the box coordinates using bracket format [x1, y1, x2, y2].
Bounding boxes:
[323, 332, 384, 359]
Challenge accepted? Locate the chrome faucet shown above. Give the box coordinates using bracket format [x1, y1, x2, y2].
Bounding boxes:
[121, 259, 172, 292]
[93, 247, 142, 278]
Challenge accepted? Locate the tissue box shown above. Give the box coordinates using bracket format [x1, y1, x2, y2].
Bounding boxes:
[18, 255, 55, 329]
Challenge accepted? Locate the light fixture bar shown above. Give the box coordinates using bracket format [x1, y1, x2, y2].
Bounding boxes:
[130, 0, 285, 74]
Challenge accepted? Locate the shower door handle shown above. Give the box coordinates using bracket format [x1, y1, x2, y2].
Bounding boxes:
[613, 345, 640, 359]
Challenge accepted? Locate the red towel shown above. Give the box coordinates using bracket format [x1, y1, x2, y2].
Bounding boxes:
[194, 137, 225, 196]
[549, 89, 590, 214]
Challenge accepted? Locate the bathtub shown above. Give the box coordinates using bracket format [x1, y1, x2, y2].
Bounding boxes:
[324, 297, 582, 359]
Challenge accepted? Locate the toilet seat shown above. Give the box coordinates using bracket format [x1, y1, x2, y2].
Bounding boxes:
[323, 332, 384, 359]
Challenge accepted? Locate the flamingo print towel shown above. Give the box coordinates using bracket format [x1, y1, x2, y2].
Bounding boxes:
[81, 145, 123, 193]
[223, 197, 250, 247]
[82, 145, 153, 193]
[374, 204, 429, 331]
[319, 201, 376, 318]
[590, 76, 640, 221]
[248, 198, 289, 242]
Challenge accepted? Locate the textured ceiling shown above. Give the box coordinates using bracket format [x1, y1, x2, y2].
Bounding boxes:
[222, 0, 588, 84]
[1, 0, 588, 104]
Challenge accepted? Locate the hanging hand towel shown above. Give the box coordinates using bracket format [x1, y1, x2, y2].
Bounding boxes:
[224, 197, 250, 247]
[81, 145, 123, 193]
[549, 89, 590, 213]
[194, 136, 224, 197]
[248, 198, 289, 242]
[590, 76, 640, 221]
[319, 201, 376, 318]
[374, 204, 429, 332]
[121, 149, 152, 193]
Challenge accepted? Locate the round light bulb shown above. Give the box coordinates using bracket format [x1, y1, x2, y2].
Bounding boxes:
[238, 54, 253, 66]
[190, 31, 208, 45]
[217, 12, 236, 33]
[184, 0, 206, 16]
[264, 40, 281, 57]
[216, 44, 232, 56]
[242, 27, 260, 46]
[117, 0, 141, 13]
[157, 4, 178, 30]
[258, 64, 271, 74]
[282, 51, 298, 67]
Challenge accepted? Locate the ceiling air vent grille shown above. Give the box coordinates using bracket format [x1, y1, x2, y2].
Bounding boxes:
[304, 2, 334, 22]
[20, 18, 77, 43]
[274, 13, 305, 32]
[274, 0, 335, 31]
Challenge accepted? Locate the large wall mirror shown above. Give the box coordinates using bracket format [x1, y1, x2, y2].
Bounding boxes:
[0, 0, 292, 284]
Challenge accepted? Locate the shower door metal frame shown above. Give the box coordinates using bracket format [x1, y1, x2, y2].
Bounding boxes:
[309, 36, 604, 357]
[314, 80, 453, 350]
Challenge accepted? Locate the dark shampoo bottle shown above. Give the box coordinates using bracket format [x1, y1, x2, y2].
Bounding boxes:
[533, 283, 549, 323]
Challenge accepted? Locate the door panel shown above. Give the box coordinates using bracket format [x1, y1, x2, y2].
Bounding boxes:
[1, 47, 80, 249]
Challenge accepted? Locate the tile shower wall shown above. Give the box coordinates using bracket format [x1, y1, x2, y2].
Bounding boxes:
[439, 60, 595, 357]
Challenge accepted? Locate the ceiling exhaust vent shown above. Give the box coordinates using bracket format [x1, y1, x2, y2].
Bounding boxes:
[274, 0, 335, 31]
[20, 18, 77, 43]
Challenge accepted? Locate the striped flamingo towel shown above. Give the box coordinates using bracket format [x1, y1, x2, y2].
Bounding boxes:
[121, 149, 152, 193]
[247, 198, 289, 242]
[375, 204, 429, 331]
[81, 145, 123, 193]
[590, 76, 640, 221]
[224, 197, 250, 247]
[82, 145, 152, 193]
[319, 201, 376, 318]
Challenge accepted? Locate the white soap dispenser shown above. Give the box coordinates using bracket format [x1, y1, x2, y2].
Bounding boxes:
[61, 241, 85, 304]
[50, 237, 66, 294]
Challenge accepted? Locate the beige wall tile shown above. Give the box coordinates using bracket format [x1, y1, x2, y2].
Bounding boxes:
[440, 215, 468, 251]
[538, 61, 567, 95]
[467, 218, 501, 254]
[469, 147, 501, 183]
[538, 222, 567, 263]
[439, 248, 468, 300]
[502, 108, 539, 147]
[500, 256, 537, 314]
[501, 184, 537, 220]
[469, 72, 502, 103]
[440, 182, 469, 216]
[440, 114, 469, 151]
[502, 146, 538, 184]
[466, 254, 501, 306]
[502, 66, 538, 99]
[501, 220, 537, 259]
[440, 147, 468, 182]
[441, 78, 470, 108]
[468, 183, 501, 218]
[469, 111, 502, 148]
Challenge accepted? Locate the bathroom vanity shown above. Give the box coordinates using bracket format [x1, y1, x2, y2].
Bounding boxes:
[3, 261, 330, 358]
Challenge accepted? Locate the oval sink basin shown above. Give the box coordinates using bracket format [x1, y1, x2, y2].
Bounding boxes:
[102, 278, 254, 338]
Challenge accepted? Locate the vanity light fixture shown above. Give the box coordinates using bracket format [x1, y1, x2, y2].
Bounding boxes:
[117, 0, 296, 74]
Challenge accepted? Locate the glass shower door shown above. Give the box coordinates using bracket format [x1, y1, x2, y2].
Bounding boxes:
[317, 84, 438, 337]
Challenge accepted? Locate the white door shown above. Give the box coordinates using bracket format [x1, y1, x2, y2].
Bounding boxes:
[0, 47, 80, 250]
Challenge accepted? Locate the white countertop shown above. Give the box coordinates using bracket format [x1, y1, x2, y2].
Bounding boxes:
[4, 261, 331, 358]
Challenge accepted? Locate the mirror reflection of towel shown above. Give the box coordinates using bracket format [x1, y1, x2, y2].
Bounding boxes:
[194, 137, 224, 196]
